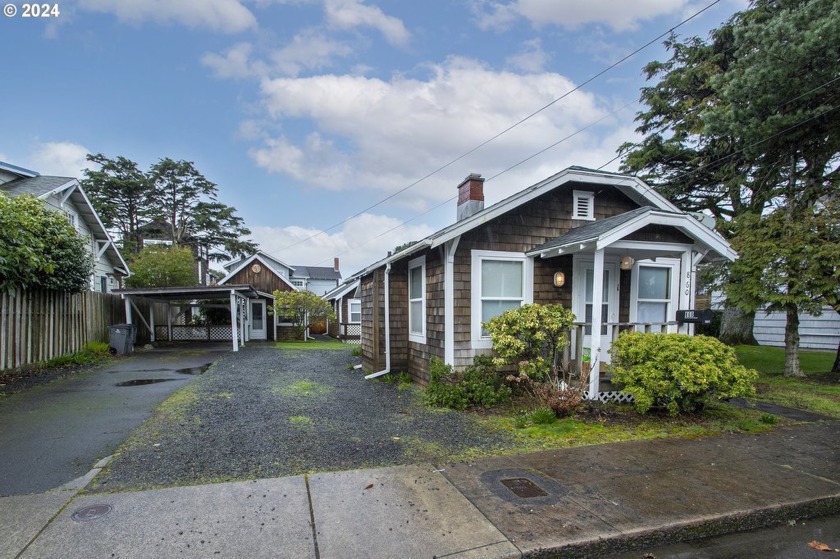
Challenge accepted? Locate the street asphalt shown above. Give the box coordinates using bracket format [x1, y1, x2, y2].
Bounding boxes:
[1, 344, 839, 558]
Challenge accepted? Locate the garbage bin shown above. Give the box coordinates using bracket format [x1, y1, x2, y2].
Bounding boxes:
[109, 324, 136, 355]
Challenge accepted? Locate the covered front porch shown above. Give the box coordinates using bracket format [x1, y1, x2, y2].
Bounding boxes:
[528, 207, 736, 400]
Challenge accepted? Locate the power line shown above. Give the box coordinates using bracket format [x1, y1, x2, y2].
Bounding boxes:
[262, 0, 725, 261]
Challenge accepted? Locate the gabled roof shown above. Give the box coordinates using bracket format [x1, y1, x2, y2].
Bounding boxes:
[324, 279, 360, 301]
[527, 206, 737, 262]
[292, 265, 341, 281]
[0, 175, 130, 274]
[0, 161, 39, 179]
[218, 253, 297, 290]
[0, 175, 76, 197]
[223, 251, 294, 274]
[351, 167, 733, 277]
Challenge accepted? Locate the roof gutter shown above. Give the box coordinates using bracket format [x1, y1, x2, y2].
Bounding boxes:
[365, 262, 391, 380]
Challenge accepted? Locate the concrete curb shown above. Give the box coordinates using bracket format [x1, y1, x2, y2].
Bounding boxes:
[523, 496, 840, 558]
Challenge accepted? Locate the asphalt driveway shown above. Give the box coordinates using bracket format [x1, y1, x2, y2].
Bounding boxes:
[0, 344, 229, 496]
[92, 345, 518, 492]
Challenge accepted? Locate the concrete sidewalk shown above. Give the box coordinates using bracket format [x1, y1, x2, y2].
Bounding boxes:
[4, 421, 839, 559]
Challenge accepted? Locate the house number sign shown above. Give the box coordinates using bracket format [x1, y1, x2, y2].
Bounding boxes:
[676, 309, 713, 325]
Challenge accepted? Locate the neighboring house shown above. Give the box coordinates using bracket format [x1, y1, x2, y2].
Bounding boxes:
[325, 279, 361, 343]
[218, 251, 342, 340]
[352, 167, 736, 399]
[0, 161, 129, 293]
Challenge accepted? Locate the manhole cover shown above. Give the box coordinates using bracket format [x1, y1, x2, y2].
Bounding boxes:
[500, 478, 548, 498]
[71, 504, 113, 523]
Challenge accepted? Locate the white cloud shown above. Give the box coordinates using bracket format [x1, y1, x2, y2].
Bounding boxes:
[202, 43, 264, 79]
[270, 29, 355, 76]
[29, 142, 94, 178]
[249, 213, 435, 276]
[506, 38, 549, 73]
[324, 0, 410, 45]
[251, 57, 617, 204]
[477, 0, 687, 31]
[77, 0, 257, 33]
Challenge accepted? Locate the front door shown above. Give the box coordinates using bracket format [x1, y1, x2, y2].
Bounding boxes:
[574, 260, 619, 365]
[250, 300, 267, 340]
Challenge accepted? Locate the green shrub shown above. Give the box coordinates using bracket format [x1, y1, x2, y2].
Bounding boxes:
[609, 332, 758, 416]
[350, 346, 362, 357]
[485, 303, 575, 382]
[424, 356, 512, 410]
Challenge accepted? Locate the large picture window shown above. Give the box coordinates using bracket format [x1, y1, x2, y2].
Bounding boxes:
[408, 256, 425, 343]
[471, 251, 532, 345]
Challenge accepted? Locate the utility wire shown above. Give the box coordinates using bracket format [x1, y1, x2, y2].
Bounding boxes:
[263, 0, 725, 261]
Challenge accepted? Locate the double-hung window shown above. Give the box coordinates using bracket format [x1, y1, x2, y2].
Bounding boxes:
[630, 258, 680, 333]
[348, 299, 361, 323]
[471, 251, 532, 346]
[408, 256, 426, 343]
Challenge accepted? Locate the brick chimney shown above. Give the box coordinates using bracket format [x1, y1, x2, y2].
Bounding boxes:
[457, 173, 484, 221]
[333, 257, 340, 272]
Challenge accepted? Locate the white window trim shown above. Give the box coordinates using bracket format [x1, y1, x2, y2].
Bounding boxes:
[408, 256, 426, 344]
[629, 258, 681, 333]
[471, 250, 534, 349]
[572, 190, 595, 221]
[348, 298, 361, 324]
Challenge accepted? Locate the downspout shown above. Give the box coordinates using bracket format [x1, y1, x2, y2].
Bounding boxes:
[444, 236, 461, 366]
[365, 262, 392, 379]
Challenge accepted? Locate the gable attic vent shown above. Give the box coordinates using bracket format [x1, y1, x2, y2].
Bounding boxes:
[572, 190, 595, 220]
[457, 173, 485, 221]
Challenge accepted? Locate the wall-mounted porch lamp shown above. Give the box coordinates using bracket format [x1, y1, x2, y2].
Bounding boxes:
[553, 271, 565, 287]
[620, 256, 635, 270]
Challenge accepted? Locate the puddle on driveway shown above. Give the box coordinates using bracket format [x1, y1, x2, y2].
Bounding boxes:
[175, 364, 211, 375]
[115, 379, 179, 387]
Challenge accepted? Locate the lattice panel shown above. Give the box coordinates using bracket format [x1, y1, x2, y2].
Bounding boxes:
[208, 326, 232, 340]
[598, 391, 635, 404]
[155, 325, 234, 341]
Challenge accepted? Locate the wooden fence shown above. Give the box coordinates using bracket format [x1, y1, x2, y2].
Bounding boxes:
[0, 289, 165, 372]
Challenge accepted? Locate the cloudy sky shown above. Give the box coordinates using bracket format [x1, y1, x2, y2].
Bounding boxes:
[1, 0, 744, 275]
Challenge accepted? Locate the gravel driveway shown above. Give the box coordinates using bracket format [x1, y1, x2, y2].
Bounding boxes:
[92, 345, 517, 491]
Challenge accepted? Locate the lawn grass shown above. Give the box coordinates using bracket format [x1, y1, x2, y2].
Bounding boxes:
[274, 338, 349, 350]
[735, 345, 840, 418]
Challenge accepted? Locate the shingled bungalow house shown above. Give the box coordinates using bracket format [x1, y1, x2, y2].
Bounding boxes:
[353, 167, 736, 400]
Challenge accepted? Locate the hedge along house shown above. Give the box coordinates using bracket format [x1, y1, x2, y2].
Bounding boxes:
[355, 167, 736, 399]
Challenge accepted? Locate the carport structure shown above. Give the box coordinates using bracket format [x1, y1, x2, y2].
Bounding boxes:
[113, 285, 260, 352]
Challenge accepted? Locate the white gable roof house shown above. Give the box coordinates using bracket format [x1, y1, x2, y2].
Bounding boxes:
[0, 161, 130, 292]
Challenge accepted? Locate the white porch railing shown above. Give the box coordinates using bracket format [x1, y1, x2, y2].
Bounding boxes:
[562, 321, 680, 377]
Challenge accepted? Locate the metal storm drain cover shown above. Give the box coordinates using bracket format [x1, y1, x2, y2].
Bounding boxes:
[500, 477, 548, 498]
[71, 504, 113, 523]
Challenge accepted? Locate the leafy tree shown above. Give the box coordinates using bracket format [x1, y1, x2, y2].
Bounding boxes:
[81, 153, 153, 255]
[272, 289, 334, 340]
[0, 194, 93, 293]
[82, 154, 258, 275]
[148, 158, 258, 263]
[125, 245, 197, 288]
[621, 0, 840, 373]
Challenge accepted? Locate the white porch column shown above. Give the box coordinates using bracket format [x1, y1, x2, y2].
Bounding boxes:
[588, 248, 605, 400]
[444, 236, 461, 366]
[230, 291, 239, 352]
[239, 297, 247, 345]
[150, 307, 155, 342]
[124, 296, 133, 325]
[167, 302, 173, 342]
[679, 250, 692, 334]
